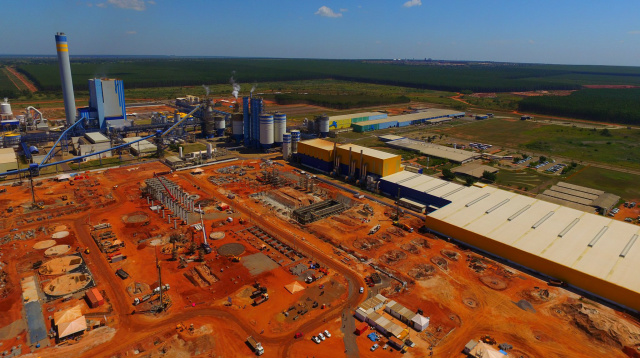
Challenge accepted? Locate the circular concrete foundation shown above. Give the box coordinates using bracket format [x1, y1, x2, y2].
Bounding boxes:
[45, 245, 72, 257]
[217, 243, 245, 256]
[52, 231, 70, 239]
[43, 273, 92, 297]
[39, 256, 83, 275]
[124, 213, 149, 223]
[209, 232, 225, 240]
[33, 240, 56, 250]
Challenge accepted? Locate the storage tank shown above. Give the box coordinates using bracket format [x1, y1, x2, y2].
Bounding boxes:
[201, 106, 215, 139]
[232, 113, 244, 143]
[214, 115, 225, 137]
[206, 143, 213, 157]
[291, 129, 300, 154]
[282, 132, 291, 160]
[259, 114, 274, 151]
[273, 113, 286, 146]
[0, 98, 12, 118]
[317, 115, 330, 138]
[3, 132, 21, 148]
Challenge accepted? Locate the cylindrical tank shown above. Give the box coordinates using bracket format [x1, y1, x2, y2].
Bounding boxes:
[232, 113, 244, 142]
[206, 143, 213, 157]
[214, 115, 225, 137]
[0, 98, 12, 118]
[282, 132, 291, 160]
[317, 115, 330, 138]
[179, 146, 183, 158]
[201, 106, 215, 139]
[29, 146, 39, 154]
[3, 132, 21, 148]
[273, 113, 286, 146]
[306, 118, 315, 132]
[291, 129, 300, 154]
[259, 114, 274, 151]
[54, 33, 76, 125]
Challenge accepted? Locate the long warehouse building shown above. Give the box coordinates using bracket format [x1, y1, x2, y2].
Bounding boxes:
[297, 139, 402, 178]
[353, 109, 464, 133]
[328, 112, 388, 130]
[380, 170, 640, 312]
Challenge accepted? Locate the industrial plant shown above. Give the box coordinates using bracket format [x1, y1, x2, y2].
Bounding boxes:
[0, 32, 638, 358]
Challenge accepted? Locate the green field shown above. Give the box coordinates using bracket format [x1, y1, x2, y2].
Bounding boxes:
[274, 93, 410, 109]
[14, 59, 640, 94]
[433, 118, 640, 170]
[565, 166, 640, 199]
[495, 168, 558, 193]
[0, 67, 20, 97]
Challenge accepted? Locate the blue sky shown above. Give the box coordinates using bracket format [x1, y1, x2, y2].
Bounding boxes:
[2, 0, 640, 66]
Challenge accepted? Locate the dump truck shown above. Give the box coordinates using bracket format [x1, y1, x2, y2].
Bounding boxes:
[253, 293, 269, 306]
[247, 336, 264, 355]
[250, 286, 267, 299]
[392, 221, 414, 233]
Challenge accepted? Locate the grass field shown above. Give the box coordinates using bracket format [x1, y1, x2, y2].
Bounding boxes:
[0, 67, 20, 97]
[565, 166, 640, 199]
[431, 118, 640, 170]
[495, 168, 558, 193]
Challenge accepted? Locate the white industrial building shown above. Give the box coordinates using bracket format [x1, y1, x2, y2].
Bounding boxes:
[123, 137, 157, 156]
[0, 148, 18, 173]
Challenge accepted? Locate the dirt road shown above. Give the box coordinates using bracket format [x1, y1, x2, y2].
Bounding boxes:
[5, 66, 38, 92]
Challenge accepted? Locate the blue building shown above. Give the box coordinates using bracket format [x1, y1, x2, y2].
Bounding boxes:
[87, 78, 128, 129]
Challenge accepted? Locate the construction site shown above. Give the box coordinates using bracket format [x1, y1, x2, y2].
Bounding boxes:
[0, 32, 639, 358]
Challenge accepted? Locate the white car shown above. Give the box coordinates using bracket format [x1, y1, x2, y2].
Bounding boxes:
[312, 336, 320, 344]
[359, 287, 364, 294]
[324, 330, 331, 338]
[318, 333, 325, 341]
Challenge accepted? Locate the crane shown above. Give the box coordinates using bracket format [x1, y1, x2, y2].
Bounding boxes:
[198, 204, 211, 254]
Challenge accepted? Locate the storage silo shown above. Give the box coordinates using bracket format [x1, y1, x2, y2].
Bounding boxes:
[232, 113, 244, 143]
[206, 143, 213, 158]
[201, 106, 215, 139]
[317, 115, 330, 138]
[282, 132, 291, 160]
[3, 132, 21, 148]
[242, 96, 250, 146]
[0, 98, 12, 119]
[291, 129, 300, 154]
[273, 113, 286, 146]
[259, 114, 274, 151]
[214, 115, 225, 137]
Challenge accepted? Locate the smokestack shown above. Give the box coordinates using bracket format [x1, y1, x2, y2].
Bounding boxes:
[55, 33, 76, 125]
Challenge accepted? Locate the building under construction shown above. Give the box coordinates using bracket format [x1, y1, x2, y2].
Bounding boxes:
[292, 199, 347, 224]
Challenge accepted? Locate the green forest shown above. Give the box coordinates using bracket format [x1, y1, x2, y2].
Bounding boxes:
[519, 89, 640, 125]
[274, 93, 410, 109]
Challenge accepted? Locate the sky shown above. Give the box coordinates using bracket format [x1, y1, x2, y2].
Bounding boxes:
[1, 0, 640, 66]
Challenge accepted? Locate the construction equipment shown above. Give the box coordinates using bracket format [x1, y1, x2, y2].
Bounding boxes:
[393, 221, 414, 233]
[481, 335, 496, 345]
[246, 336, 264, 356]
[253, 293, 269, 306]
[369, 224, 380, 235]
[229, 255, 240, 262]
[176, 323, 185, 332]
[198, 204, 211, 254]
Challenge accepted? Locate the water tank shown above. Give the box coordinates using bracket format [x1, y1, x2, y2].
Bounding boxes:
[206, 143, 213, 157]
[3, 132, 21, 148]
[273, 113, 286, 146]
[317, 115, 330, 138]
[231, 113, 244, 143]
[0, 98, 12, 117]
[291, 129, 300, 154]
[259, 114, 274, 151]
[282, 132, 291, 160]
[201, 107, 215, 139]
[214, 115, 225, 137]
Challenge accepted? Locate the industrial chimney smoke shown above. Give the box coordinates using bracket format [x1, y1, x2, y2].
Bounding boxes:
[55, 32, 76, 125]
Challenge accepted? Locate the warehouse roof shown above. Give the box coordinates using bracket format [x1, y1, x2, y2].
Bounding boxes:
[388, 110, 462, 124]
[428, 184, 640, 302]
[537, 181, 620, 212]
[379, 135, 405, 142]
[84, 132, 109, 144]
[0, 148, 16, 165]
[123, 137, 157, 153]
[452, 163, 498, 178]
[337, 143, 398, 160]
[299, 138, 335, 151]
[387, 139, 480, 163]
[353, 117, 399, 126]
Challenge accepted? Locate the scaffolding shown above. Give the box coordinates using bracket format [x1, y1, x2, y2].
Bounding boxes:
[292, 199, 347, 224]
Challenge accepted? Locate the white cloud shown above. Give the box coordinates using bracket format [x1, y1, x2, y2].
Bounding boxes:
[628, 30, 640, 35]
[126, 30, 137, 35]
[403, 0, 422, 8]
[340, 8, 348, 12]
[96, 2, 106, 7]
[315, 6, 342, 18]
[147, 0, 155, 4]
[107, 0, 146, 11]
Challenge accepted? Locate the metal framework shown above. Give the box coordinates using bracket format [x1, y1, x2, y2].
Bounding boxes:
[292, 199, 347, 224]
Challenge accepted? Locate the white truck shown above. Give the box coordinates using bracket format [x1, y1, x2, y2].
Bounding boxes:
[247, 336, 264, 355]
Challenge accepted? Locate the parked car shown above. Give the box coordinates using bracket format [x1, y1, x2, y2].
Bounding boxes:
[371, 344, 379, 351]
[311, 336, 320, 344]
[324, 330, 331, 338]
[359, 287, 364, 294]
[318, 333, 325, 341]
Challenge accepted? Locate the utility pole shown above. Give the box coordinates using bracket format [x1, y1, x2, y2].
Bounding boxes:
[156, 248, 163, 313]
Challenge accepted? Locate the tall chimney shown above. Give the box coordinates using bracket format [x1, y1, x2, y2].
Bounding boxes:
[55, 33, 76, 125]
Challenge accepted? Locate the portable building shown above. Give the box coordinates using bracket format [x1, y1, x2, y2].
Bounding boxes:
[411, 314, 429, 331]
[85, 288, 104, 308]
[388, 336, 405, 350]
[355, 322, 369, 335]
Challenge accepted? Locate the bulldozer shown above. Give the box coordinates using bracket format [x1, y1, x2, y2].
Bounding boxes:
[176, 323, 185, 332]
[480, 335, 496, 345]
[229, 255, 241, 262]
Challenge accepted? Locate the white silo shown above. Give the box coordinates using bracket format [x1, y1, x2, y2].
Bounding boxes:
[259, 114, 274, 151]
[291, 129, 300, 154]
[207, 143, 213, 157]
[214, 115, 225, 137]
[273, 113, 286, 146]
[0, 98, 12, 119]
[282, 132, 291, 160]
[232, 113, 244, 143]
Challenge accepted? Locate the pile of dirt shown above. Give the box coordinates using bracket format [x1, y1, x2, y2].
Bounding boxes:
[411, 238, 431, 249]
[401, 243, 419, 255]
[441, 249, 460, 261]
[378, 233, 391, 242]
[353, 237, 382, 251]
[479, 275, 508, 290]
[331, 215, 358, 227]
[431, 256, 448, 270]
[380, 250, 407, 266]
[408, 264, 436, 280]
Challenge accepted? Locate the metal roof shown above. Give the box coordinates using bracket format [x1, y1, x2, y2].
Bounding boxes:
[329, 112, 386, 121]
[299, 138, 335, 151]
[0, 147, 16, 165]
[84, 132, 109, 144]
[387, 139, 480, 163]
[428, 185, 640, 300]
[337, 143, 398, 160]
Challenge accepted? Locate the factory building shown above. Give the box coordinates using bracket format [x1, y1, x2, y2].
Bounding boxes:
[83, 78, 128, 129]
[296, 139, 402, 178]
[537, 182, 620, 213]
[422, 180, 640, 312]
[386, 138, 480, 164]
[0, 148, 18, 173]
[327, 112, 387, 130]
[352, 109, 464, 133]
[74, 132, 112, 162]
[123, 137, 157, 156]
